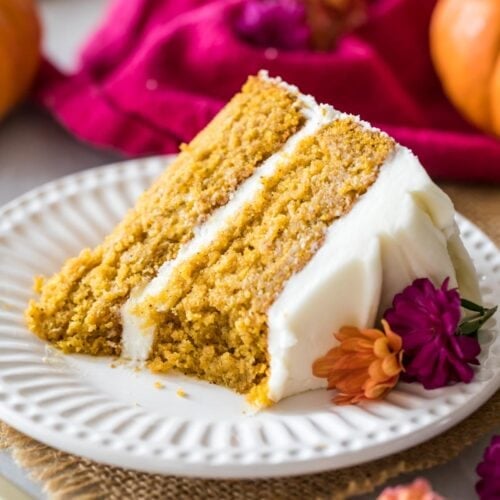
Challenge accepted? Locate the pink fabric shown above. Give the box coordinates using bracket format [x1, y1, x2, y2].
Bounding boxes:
[36, 0, 500, 182]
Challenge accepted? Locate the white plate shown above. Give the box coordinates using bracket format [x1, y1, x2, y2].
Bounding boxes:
[0, 156, 498, 479]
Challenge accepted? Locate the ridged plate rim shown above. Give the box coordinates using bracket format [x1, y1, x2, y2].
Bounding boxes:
[0, 156, 498, 478]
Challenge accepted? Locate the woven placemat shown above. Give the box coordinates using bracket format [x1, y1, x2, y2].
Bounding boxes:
[0, 182, 498, 500]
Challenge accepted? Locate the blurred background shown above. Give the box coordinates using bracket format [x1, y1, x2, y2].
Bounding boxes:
[0, 0, 499, 498]
[2, 0, 499, 205]
[0, 0, 116, 205]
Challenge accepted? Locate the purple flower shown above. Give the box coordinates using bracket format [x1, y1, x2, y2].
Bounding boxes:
[234, 0, 310, 50]
[476, 436, 500, 499]
[384, 278, 480, 389]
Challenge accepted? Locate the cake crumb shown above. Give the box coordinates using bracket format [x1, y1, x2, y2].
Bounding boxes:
[42, 345, 64, 367]
[0, 300, 13, 311]
[25, 75, 304, 366]
[111, 357, 127, 367]
[176, 388, 187, 398]
[33, 276, 45, 293]
[154, 381, 165, 390]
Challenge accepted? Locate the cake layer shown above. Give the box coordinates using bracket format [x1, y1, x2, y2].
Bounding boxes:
[26, 75, 306, 355]
[129, 118, 395, 398]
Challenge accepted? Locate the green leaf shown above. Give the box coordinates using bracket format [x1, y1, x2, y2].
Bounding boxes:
[459, 320, 482, 336]
[458, 305, 497, 336]
[460, 298, 486, 313]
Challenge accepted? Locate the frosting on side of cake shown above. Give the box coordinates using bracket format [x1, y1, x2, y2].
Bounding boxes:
[266, 146, 480, 402]
[121, 81, 338, 362]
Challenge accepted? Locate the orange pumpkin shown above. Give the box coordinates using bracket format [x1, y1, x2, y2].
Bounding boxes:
[430, 0, 500, 136]
[0, 0, 41, 120]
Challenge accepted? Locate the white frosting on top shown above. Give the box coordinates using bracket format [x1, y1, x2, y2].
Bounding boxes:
[266, 146, 480, 402]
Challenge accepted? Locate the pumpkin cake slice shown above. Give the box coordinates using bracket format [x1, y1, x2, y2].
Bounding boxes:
[26, 72, 480, 407]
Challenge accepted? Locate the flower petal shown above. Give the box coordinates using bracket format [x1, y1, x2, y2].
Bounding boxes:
[335, 369, 368, 394]
[368, 359, 387, 382]
[312, 353, 338, 378]
[363, 378, 397, 399]
[382, 277, 478, 389]
[334, 392, 364, 405]
[373, 337, 391, 358]
[360, 328, 384, 341]
[382, 354, 403, 377]
[382, 319, 403, 351]
[330, 352, 373, 370]
[337, 337, 374, 352]
[335, 326, 362, 342]
[476, 436, 500, 499]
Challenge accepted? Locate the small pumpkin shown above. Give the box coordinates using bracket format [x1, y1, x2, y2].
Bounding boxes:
[0, 0, 41, 120]
[430, 0, 500, 136]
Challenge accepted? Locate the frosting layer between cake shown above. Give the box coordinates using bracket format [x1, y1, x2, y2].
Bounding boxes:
[121, 112, 397, 400]
[121, 80, 337, 362]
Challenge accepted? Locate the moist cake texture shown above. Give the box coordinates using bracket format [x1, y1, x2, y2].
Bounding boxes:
[26, 76, 305, 356]
[26, 72, 480, 406]
[141, 119, 394, 399]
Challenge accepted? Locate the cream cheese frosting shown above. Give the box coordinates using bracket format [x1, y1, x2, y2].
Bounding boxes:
[266, 146, 480, 402]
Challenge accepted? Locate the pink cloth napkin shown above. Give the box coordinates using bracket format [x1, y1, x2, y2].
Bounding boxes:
[36, 0, 500, 182]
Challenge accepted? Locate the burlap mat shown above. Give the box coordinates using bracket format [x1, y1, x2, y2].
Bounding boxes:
[0, 183, 498, 500]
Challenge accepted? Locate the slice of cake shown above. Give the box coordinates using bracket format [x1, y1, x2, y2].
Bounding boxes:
[26, 72, 480, 406]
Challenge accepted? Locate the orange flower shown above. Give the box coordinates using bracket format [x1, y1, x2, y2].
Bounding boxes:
[312, 320, 403, 405]
[377, 478, 444, 500]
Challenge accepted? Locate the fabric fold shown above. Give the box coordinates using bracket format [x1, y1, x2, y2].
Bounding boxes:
[35, 0, 500, 182]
